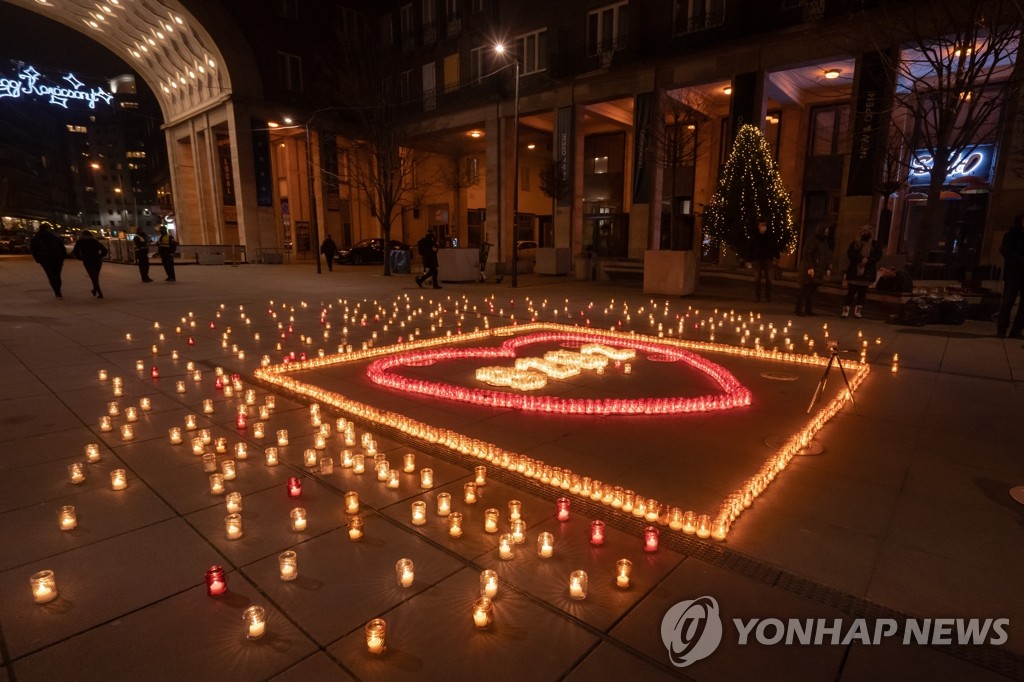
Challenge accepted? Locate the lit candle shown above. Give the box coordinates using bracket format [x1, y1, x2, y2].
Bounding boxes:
[202, 399, 214, 414]
[376, 461, 390, 482]
[259, 405, 270, 420]
[226, 491, 242, 513]
[265, 395, 276, 411]
[365, 618, 386, 655]
[304, 449, 318, 468]
[30, 570, 58, 604]
[235, 412, 247, 430]
[508, 499, 522, 521]
[110, 469, 127, 491]
[411, 501, 426, 525]
[279, 550, 298, 581]
[510, 519, 526, 544]
[320, 457, 334, 475]
[483, 508, 499, 534]
[252, 422, 265, 439]
[420, 468, 434, 489]
[616, 559, 633, 589]
[348, 516, 364, 541]
[695, 514, 712, 538]
[265, 447, 279, 467]
[463, 482, 478, 504]
[184, 414, 197, 430]
[387, 469, 400, 489]
[498, 533, 514, 560]
[314, 434, 327, 450]
[243, 605, 266, 639]
[205, 565, 227, 597]
[276, 429, 289, 446]
[98, 369, 108, 381]
[175, 380, 186, 394]
[474, 465, 487, 486]
[403, 453, 416, 473]
[352, 455, 366, 474]
[472, 596, 493, 629]
[537, 532, 554, 558]
[125, 406, 138, 423]
[345, 491, 360, 515]
[58, 505, 77, 531]
[287, 477, 301, 497]
[68, 462, 85, 484]
[192, 438, 206, 456]
[590, 520, 605, 546]
[139, 397, 151, 411]
[290, 507, 307, 531]
[235, 442, 248, 459]
[85, 443, 101, 462]
[107, 401, 120, 417]
[556, 497, 570, 522]
[480, 569, 498, 598]
[569, 570, 588, 600]
[99, 416, 112, 432]
[644, 526, 660, 552]
[448, 512, 463, 538]
[209, 473, 225, 495]
[396, 558, 414, 587]
[668, 507, 684, 531]
[225, 513, 242, 540]
[436, 492, 451, 516]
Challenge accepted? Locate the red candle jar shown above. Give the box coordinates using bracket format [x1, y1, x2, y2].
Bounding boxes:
[644, 526, 660, 553]
[187, 336, 195, 345]
[235, 413, 247, 430]
[205, 565, 227, 597]
[287, 477, 302, 498]
[556, 497, 571, 522]
[215, 376, 223, 390]
[150, 366, 160, 379]
[590, 520, 605, 546]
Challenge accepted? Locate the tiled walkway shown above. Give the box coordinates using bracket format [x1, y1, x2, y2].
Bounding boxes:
[0, 257, 1021, 681]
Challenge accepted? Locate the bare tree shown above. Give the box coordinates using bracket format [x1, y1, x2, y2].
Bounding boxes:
[652, 90, 709, 251]
[864, 0, 1023, 268]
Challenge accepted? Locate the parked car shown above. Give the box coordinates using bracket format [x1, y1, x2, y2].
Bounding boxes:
[335, 238, 412, 265]
[516, 240, 538, 264]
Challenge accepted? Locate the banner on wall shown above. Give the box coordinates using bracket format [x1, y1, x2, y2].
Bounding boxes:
[847, 50, 896, 196]
[217, 134, 235, 206]
[632, 91, 654, 204]
[556, 106, 573, 208]
[251, 119, 273, 207]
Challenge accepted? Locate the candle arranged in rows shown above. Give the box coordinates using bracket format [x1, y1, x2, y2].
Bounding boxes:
[472, 597, 493, 629]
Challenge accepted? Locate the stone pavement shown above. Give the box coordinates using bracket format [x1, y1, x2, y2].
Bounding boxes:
[0, 256, 1022, 681]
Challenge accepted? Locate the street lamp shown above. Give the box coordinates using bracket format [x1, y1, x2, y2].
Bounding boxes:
[495, 42, 520, 288]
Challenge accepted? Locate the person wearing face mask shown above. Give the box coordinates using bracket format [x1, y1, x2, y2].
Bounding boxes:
[843, 225, 882, 318]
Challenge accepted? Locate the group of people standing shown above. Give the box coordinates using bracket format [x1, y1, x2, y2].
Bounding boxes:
[29, 225, 177, 300]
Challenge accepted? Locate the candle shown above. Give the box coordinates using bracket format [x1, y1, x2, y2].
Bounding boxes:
[68, 462, 86, 484]
[590, 520, 605, 546]
[345, 491, 360, 515]
[226, 492, 242, 513]
[265, 395, 276, 411]
[218, 459, 236, 480]
[352, 454, 366, 474]
[348, 516, 364, 540]
[448, 512, 463, 538]
[668, 507, 684, 531]
[235, 412, 247, 430]
[276, 429, 289, 446]
[569, 570, 588, 600]
[202, 399, 214, 414]
[98, 369, 108, 381]
[396, 558, 414, 587]
[472, 596, 493, 629]
[304, 449, 318, 468]
[510, 519, 525, 544]
[235, 442, 248, 459]
[474, 465, 487, 486]
[58, 505, 77, 531]
[184, 414, 197, 430]
[341, 450, 354, 468]
[265, 447, 279, 467]
[99, 416, 112, 432]
[556, 497, 570, 521]
[110, 469, 127, 491]
[365, 618, 386, 655]
[616, 559, 632, 589]
[537, 531, 554, 558]
[279, 550, 298, 581]
[644, 526, 660, 552]
[252, 422, 265, 439]
[483, 508, 499, 534]
[176, 380, 186, 394]
[695, 514, 712, 538]
[420, 468, 434, 489]
[411, 501, 426, 525]
[225, 513, 243, 540]
[403, 453, 416, 473]
[139, 397, 151, 411]
[436, 492, 451, 516]
[463, 482, 478, 504]
[290, 507, 308, 531]
[376, 461, 389, 482]
[480, 569, 498, 599]
[314, 434, 327, 450]
[508, 499, 522, 521]
[30, 570, 58, 604]
[320, 457, 334, 475]
[287, 477, 302, 497]
[498, 533, 514, 560]
[192, 438, 206, 456]
[209, 473, 225, 495]
[243, 605, 266, 639]
[205, 565, 227, 596]
[259, 405, 270, 420]
[387, 469, 400, 489]
[125, 406, 138, 423]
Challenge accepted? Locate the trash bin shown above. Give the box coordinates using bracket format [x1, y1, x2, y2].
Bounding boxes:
[390, 249, 410, 274]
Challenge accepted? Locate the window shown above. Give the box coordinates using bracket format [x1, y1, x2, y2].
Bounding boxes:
[127, 151, 146, 159]
[514, 29, 548, 75]
[466, 157, 480, 185]
[277, 52, 303, 91]
[66, 124, 88, 133]
[587, 1, 628, 56]
[470, 46, 485, 83]
[673, 0, 725, 33]
[381, 13, 394, 47]
[445, 0, 461, 36]
[399, 70, 412, 103]
[809, 104, 849, 156]
[422, 0, 437, 44]
[443, 53, 460, 92]
[423, 62, 436, 111]
[400, 4, 414, 39]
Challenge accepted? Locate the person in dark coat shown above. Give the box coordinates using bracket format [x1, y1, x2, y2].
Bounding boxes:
[157, 225, 177, 281]
[71, 229, 110, 298]
[996, 214, 1024, 338]
[842, 225, 882, 318]
[748, 219, 775, 302]
[415, 228, 441, 289]
[320, 234, 338, 272]
[29, 225, 67, 299]
[132, 227, 153, 282]
[795, 226, 830, 316]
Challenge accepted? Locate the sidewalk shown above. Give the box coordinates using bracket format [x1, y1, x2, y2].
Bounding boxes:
[0, 257, 1021, 681]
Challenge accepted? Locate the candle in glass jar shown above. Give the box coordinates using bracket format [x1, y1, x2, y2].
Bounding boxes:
[474, 466, 487, 486]
[590, 520, 605, 546]
[463, 482, 478, 504]
[107, 401, 120, 417]
[644, 526, 660, 552]
[30, 570, 58, 604]
[375, 460, 389, 482]
[252, 422, 265, 439]
[68, 462, 85, 484]
[345, 491, 360, 515]
[352, 454, 365, 474]
[556, 497, 571, 522]
[314, 434, 327, 450]
[396, 558, 414, 587]
[258, 405, 270, 420]
[472, 597, 493, 629]
[235, 442, 248, 459]
[112, 377, 123, 396]
[319, 457, 334, 475]
[348, 516, 364, 541]
[175, 380, 186, 394]
[209, 473, 225, 495]
[124, 406, 138, 423]
[508, 499, 522, 521]
[184, 414, 198, 431]
[402, 453, 416, 473]
[537, 532, 554, 558]
[510, 519, 526, 544]
[99, 416, 112, 432]
[287, 477, 301, 497]
[205, 565, 226, 597]
[420, 468, 434, 489]
[569, 570, 588, 600]
[202, 399, 214, 414]
[448, 512, 463, 538]
[616, 559, 633, 589]
[265, 395, 275, 411]
[265, 447, 279, 467]
[85, 443, 101, 462]
[304, 449, 318, 468]
[98, 368, 109, 381]
[110, 469, 127, 490]
[480, 569, 498, 599]
[226, 492, 242, 513]
[436, 492, 451, 516]
[498, 533, 514, 560]
[243, 605, 266, 639]
[215, 437, 228, 454]
[225, 513, 242, 540]
[192, 438, 206, 456]
[58, 505, 77, 531]
[410, 501, 426, 525]
[276, 429, 289, 446]
[483, 508, 499, 533]
[365, 618, 386, 655]
[695, 514, 712, 538]
[341, 450, 354, 468]
[290, 507, 307, 531]
[279, 550, 298, 581]
[139, 396, 151, 411]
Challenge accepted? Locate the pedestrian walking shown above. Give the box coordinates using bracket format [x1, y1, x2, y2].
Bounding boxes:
[795, 225, 830, 316]
[29, 225, 67, 299]
[415, 228, 441, 289]
[842, 225, 882, 318]
[320, 234, 338, 272]
[71, 229, 109, 298]
[996, 214, 1024, 338]
[748, 219, 776, 302]
[157, 225, 177, 281]
[132, 226, 154, 282]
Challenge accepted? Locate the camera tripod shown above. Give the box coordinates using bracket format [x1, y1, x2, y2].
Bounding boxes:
[806, 345, 857, 414]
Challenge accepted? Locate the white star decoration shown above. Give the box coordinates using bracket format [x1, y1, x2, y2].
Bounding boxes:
[63, 73, 85, 90]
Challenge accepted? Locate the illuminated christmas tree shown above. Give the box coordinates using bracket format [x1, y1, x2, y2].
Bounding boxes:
[703, 124, 795, 260]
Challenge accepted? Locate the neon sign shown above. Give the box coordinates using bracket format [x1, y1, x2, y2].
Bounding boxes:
[908, 144, 994, 186]
[0, 64, 113, 110]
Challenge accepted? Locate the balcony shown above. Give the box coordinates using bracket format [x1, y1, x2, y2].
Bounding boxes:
[446, 17, 461, 37]
[423, 22, 437, 45]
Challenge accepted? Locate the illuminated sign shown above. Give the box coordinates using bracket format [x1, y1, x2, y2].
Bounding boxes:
[0, 64, 113, 110]
[908, 144, 994, 186]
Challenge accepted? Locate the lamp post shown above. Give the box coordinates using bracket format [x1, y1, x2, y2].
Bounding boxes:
[305, 122, 321, 275]
[495, 43, 520, 288]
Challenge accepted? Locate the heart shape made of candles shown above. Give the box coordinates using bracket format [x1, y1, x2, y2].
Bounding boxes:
[365, 331, 751, 416]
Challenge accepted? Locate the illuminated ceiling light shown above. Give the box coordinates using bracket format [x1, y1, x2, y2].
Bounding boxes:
[146, 37, 156, 46]
[824, 68, 841, 79]
[34, 0, 51, 5]
[85, 19, 99, 29]
[723, 86, 732, 95]
[139, 44, 148, 53]
[267, 121, 280, 128]
[156, 31, 165, 40]
[527, 143, 536, 150]
[98, 4, 112, 14]
[188, 70, 195, 79]
[170, 81, 177, 89]
[207, 58, 216, 69]
[92, 12, 106, 22]
[178, 76, 186, 85]
[174, 15, 184, 24]
[283, 117, 293, 124]
[468, 130, 483, 138]
[162, 85, 170, 93]
[686, 124, 696, 130]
